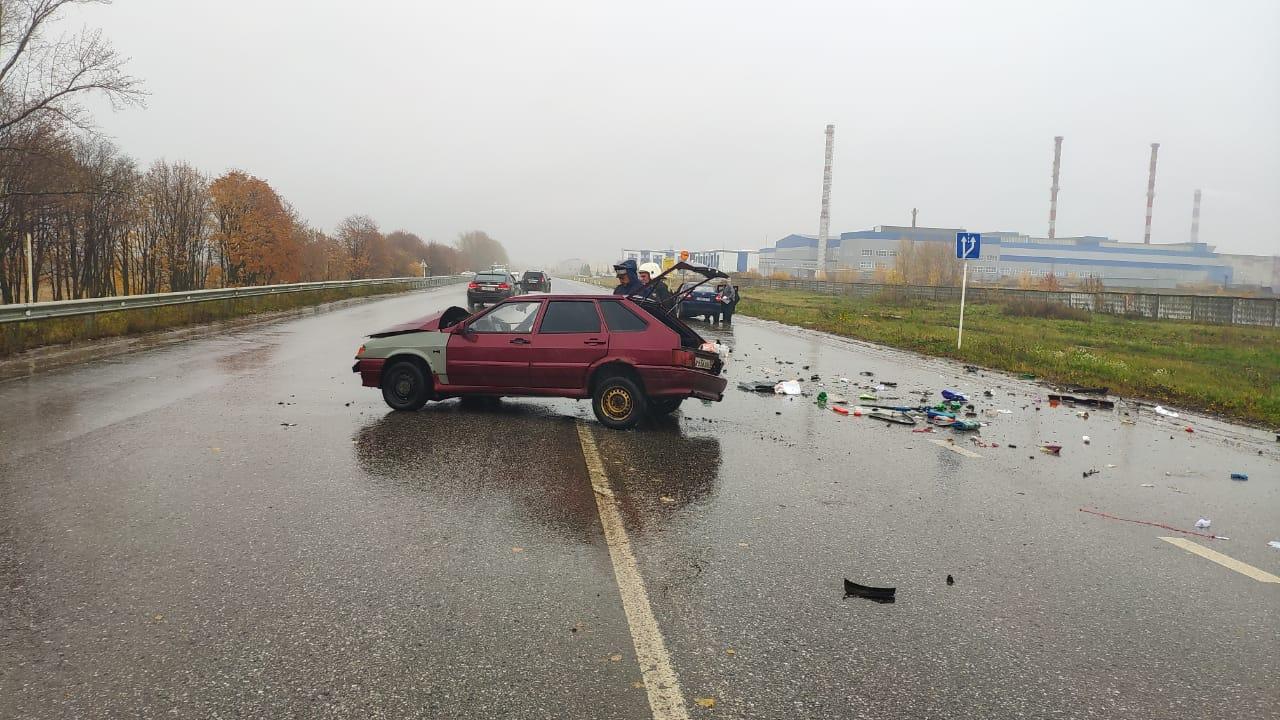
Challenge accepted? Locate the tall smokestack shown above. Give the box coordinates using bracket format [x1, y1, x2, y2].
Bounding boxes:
[911, 208, 918, 228]
[1048, 136, 1063, 239]
[816, 124, 834, 278]
[1190, 188, 1201, 243]
[1144, 142, 1160, 244]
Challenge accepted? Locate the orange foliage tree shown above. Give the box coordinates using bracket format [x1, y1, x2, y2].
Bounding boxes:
[210, 171, 297, 286]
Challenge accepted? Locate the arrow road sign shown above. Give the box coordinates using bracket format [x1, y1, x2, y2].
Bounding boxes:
[956, 233, 981, 260]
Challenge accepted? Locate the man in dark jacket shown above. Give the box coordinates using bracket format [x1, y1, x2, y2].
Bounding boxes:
[612, 259, 643, 295]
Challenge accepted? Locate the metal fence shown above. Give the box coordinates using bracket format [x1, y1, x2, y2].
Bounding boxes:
[0, 275, 467, 324]
[734, 278, 1280, 328]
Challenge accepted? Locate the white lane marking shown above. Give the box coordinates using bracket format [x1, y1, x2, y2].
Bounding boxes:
[1159, 537, 1280, 583]
[576, 421, 691, 720]
[929, 438, 982, 458]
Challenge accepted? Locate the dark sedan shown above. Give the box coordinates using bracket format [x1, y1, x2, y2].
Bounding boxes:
[466, 272, 518, 310]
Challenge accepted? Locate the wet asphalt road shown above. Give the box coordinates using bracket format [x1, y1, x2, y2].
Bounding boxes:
[1, 280, 1277, 719]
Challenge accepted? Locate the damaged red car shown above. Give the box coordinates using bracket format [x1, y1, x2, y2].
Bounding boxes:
[352, 263, 729, 429]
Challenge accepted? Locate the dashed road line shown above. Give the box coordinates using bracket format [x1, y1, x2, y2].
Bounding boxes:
[929, 438, 982, 458]
[1159, 537, 1280, 583]
[576, 420, 691, 720]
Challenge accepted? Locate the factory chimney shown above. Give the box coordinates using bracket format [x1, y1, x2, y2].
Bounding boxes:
[816, 124, 834, 279]
[1048, 136, 1063, 239]
[1190, 189, 1201, 244]
[1144, 143, 1160, 244]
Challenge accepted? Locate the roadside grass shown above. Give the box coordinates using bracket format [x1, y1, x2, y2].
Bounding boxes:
[738, 288, 1280, 427]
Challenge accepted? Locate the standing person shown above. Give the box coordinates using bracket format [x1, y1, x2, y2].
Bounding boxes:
[612, 259, 643, 295]
[636, 262, 672, 304]
[718, 282, 738, 323]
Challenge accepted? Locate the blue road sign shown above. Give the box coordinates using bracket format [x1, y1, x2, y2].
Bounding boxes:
[956, 232, 981, 260]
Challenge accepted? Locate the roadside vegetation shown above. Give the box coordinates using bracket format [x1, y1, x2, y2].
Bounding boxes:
[738, 288, 1280, 427]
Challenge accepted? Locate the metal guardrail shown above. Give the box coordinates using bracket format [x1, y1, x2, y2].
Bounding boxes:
[733, 277, 1280, 328]
[0, 275, 467, 323]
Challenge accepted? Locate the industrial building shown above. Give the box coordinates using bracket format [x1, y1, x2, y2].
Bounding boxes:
[757, 226, 1276, 290]
[619, 248, 759, 275]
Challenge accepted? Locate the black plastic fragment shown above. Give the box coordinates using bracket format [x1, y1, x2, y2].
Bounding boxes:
[843, 578, 896, 604]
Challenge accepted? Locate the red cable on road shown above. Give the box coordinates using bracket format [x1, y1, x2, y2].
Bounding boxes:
[1078, 507, 1221, 540]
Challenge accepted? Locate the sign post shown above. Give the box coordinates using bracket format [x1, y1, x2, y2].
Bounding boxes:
[955, 232, 981, 349]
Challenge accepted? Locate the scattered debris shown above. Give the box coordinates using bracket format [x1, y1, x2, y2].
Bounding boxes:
[1140, 483, 1155, 487]
[738, 380, 775, 392]
[881, 381, 898, 388]
[1194, 518, 1211, 529]
[1076, 411, 1090, 419]
[1040, 444, 1062, 455]
[832, 406, 850, 416]
[868, 408, 916, 425]
[983, 390, 994, 398]
[1066, 386, 1108, 395]
[858, 393, 877, 401]
[280, 422, 297, 428]
[810, 374, 820, 381]
[941, 390, 968, 402]
[1230, 472, 1248, 481]
[1184, 426, 1194, 434]
[843, 578, 896, 604]
[775, 381, 802, 396]
[1269, 541, 1280, 550]
[1079, 507, 1222, 539]
[946, 574, 955, 585]
[694, 698, 716, 709]
[963, 365, 979, 373]
[1154, 405, 1179, 418]
[1083, 469, 1100, 478]
[859, 371, 875, 376]
[1082, 435, 1091, 444]
[1049, 394, 1115, 409]
[911, 427, 934, 433]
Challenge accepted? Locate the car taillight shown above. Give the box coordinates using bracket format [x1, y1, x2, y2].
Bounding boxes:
[672, 349, 696, 368]
[355, 344, 366, 357]
[467, 282, 478, 289]
[714, 294, 722, 301]
[497, 283, 510, 289]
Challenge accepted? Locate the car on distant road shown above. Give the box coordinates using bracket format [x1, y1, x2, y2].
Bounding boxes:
[519, 270, 551, 293]
[353, 263, 729, 429]
[466, 272, 519, 311]
[676, 282, 731, 322]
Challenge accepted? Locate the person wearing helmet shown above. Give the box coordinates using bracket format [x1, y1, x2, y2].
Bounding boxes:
[612, 259, 643, 295]
[636, 262, 672, 303]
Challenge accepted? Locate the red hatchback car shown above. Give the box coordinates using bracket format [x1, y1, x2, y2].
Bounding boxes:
[353, 268, 728, 429]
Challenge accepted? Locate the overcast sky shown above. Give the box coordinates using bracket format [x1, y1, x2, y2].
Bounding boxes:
[75, 0, 1279, 263]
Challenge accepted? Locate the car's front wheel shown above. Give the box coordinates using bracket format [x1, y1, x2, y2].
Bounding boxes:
[592, 375, 647, 429]
[382, 360, 431, 411]
[649, 397, 683, 416]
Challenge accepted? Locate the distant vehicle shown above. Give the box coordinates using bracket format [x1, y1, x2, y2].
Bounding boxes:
[520, 270, 551, 293]
[460, 270, 476, 277]
[466, 272, 519, 311]
[676, 282, 736, 322]
[353, 262, 729, 429]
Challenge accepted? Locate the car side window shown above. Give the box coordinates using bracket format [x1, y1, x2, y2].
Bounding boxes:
[469, 301, 541, 333]
[599, 301, 648, 332]
[538, 301, 601, 334]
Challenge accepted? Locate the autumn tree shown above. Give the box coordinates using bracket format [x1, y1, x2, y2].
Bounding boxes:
[336, 214, 383, 279]
[425, 240, 460, 276]
[209, 171, 296, 286]
[455, 230, 508, 271]
[383, 230, 428, 277]
[135, 160, 210, 292]
[892, 238, 962, 286]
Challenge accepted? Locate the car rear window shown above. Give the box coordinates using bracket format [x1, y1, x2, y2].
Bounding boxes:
[524, 272, 545, 279]
[600, 300, 648, 332]
[539, 301, 601, 333]
[475, 273, 507, 283]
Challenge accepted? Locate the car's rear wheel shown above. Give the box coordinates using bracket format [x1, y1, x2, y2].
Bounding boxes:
[381, 360, 430, 411]
[592, 375, 646, 430]
[649, 397, 683, 416]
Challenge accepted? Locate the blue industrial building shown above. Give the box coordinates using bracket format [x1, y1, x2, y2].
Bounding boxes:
[757, 226, 1257, 289]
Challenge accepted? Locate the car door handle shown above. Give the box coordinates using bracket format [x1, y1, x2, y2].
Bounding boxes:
[584, 339, 606, 345]
[510, 337, 530, 345]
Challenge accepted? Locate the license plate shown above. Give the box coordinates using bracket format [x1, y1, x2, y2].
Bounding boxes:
[695, 357, 714, 370]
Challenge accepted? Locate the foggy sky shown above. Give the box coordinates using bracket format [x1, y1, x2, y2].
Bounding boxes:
[75, 0, 1280, 263]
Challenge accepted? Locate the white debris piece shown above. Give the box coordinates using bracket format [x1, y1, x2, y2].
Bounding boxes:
[1194, 518, 1211, 529]
[774, 380, 802, 396]
[1154, 406, 1179, 418]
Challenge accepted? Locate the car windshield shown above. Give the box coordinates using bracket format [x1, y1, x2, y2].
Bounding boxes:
[474, 273, 507, 283]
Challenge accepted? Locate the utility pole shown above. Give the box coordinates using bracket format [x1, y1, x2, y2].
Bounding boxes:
[816, 124, 834, 279]
[911, 208, 918, 228]
[1190, 189, 1201, 243]
[25, 233, 34, 303]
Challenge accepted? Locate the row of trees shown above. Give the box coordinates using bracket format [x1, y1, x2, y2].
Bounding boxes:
[0, 0, 507, 303]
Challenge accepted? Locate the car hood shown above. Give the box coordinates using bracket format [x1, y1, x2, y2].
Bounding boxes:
[369, 306, 470, 338]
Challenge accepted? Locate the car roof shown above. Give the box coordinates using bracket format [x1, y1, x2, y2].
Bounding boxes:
[508, 293, 620, 301]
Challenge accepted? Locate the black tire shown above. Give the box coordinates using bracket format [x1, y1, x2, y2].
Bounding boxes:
[650, 397, 683, 416]
[381, 360, 431, 411]
[592, 374, 647, 430]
